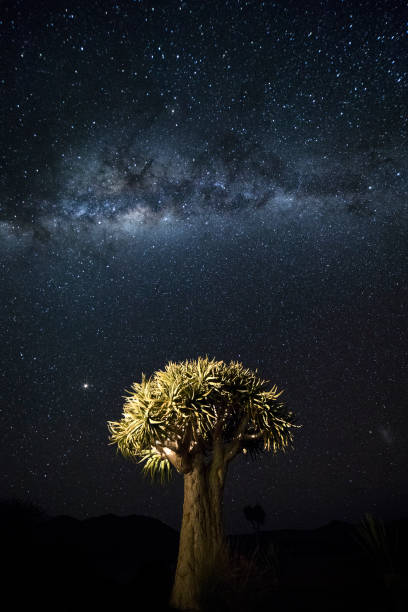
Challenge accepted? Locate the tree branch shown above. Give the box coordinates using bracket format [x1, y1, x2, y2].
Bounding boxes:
[154, 443, 192, 474]
[179, 422, 194, 453]
[223, 414, 250, 463]
[161, 438, 180, 451]
[242, 431, 264, 441]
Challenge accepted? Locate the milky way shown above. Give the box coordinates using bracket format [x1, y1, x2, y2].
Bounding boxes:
[1, 117, 407, 234]
[1, 0, 407, 530]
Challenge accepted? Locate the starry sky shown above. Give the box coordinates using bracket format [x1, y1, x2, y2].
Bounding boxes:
[1, 0, 407, 532]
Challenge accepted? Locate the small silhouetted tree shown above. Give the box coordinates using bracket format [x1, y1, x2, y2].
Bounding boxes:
[108, 357, 299, 610]
[244, 504, 266, 532]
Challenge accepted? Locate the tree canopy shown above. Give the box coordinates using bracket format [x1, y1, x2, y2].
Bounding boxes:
[108, 356, 298, 482]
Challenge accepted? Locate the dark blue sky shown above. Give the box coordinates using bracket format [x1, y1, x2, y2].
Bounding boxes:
[1, 0, 407, 531]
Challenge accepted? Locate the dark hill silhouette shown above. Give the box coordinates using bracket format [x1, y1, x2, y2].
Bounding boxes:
[1, 500, 407, 611]
[1, 504, 178, 611]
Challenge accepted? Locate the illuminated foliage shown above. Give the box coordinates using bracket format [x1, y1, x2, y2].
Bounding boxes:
[108, 356, 298, 482]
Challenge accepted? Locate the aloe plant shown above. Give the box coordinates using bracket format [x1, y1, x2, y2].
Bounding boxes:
[356, 513, 405, 610]
[357, 514, 395, 573]
[108, 356, 299, 610]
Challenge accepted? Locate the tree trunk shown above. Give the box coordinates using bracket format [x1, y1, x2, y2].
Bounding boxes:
[170, 455, 226, 610]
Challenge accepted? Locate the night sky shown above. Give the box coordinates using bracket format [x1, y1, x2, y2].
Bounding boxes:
[1, 0, 407, 533]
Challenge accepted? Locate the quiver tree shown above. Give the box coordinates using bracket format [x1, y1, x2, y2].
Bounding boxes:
[108, 357, 299, 610]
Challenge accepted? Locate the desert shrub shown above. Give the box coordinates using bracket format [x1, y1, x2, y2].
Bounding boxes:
[197, 539, 279, 612]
